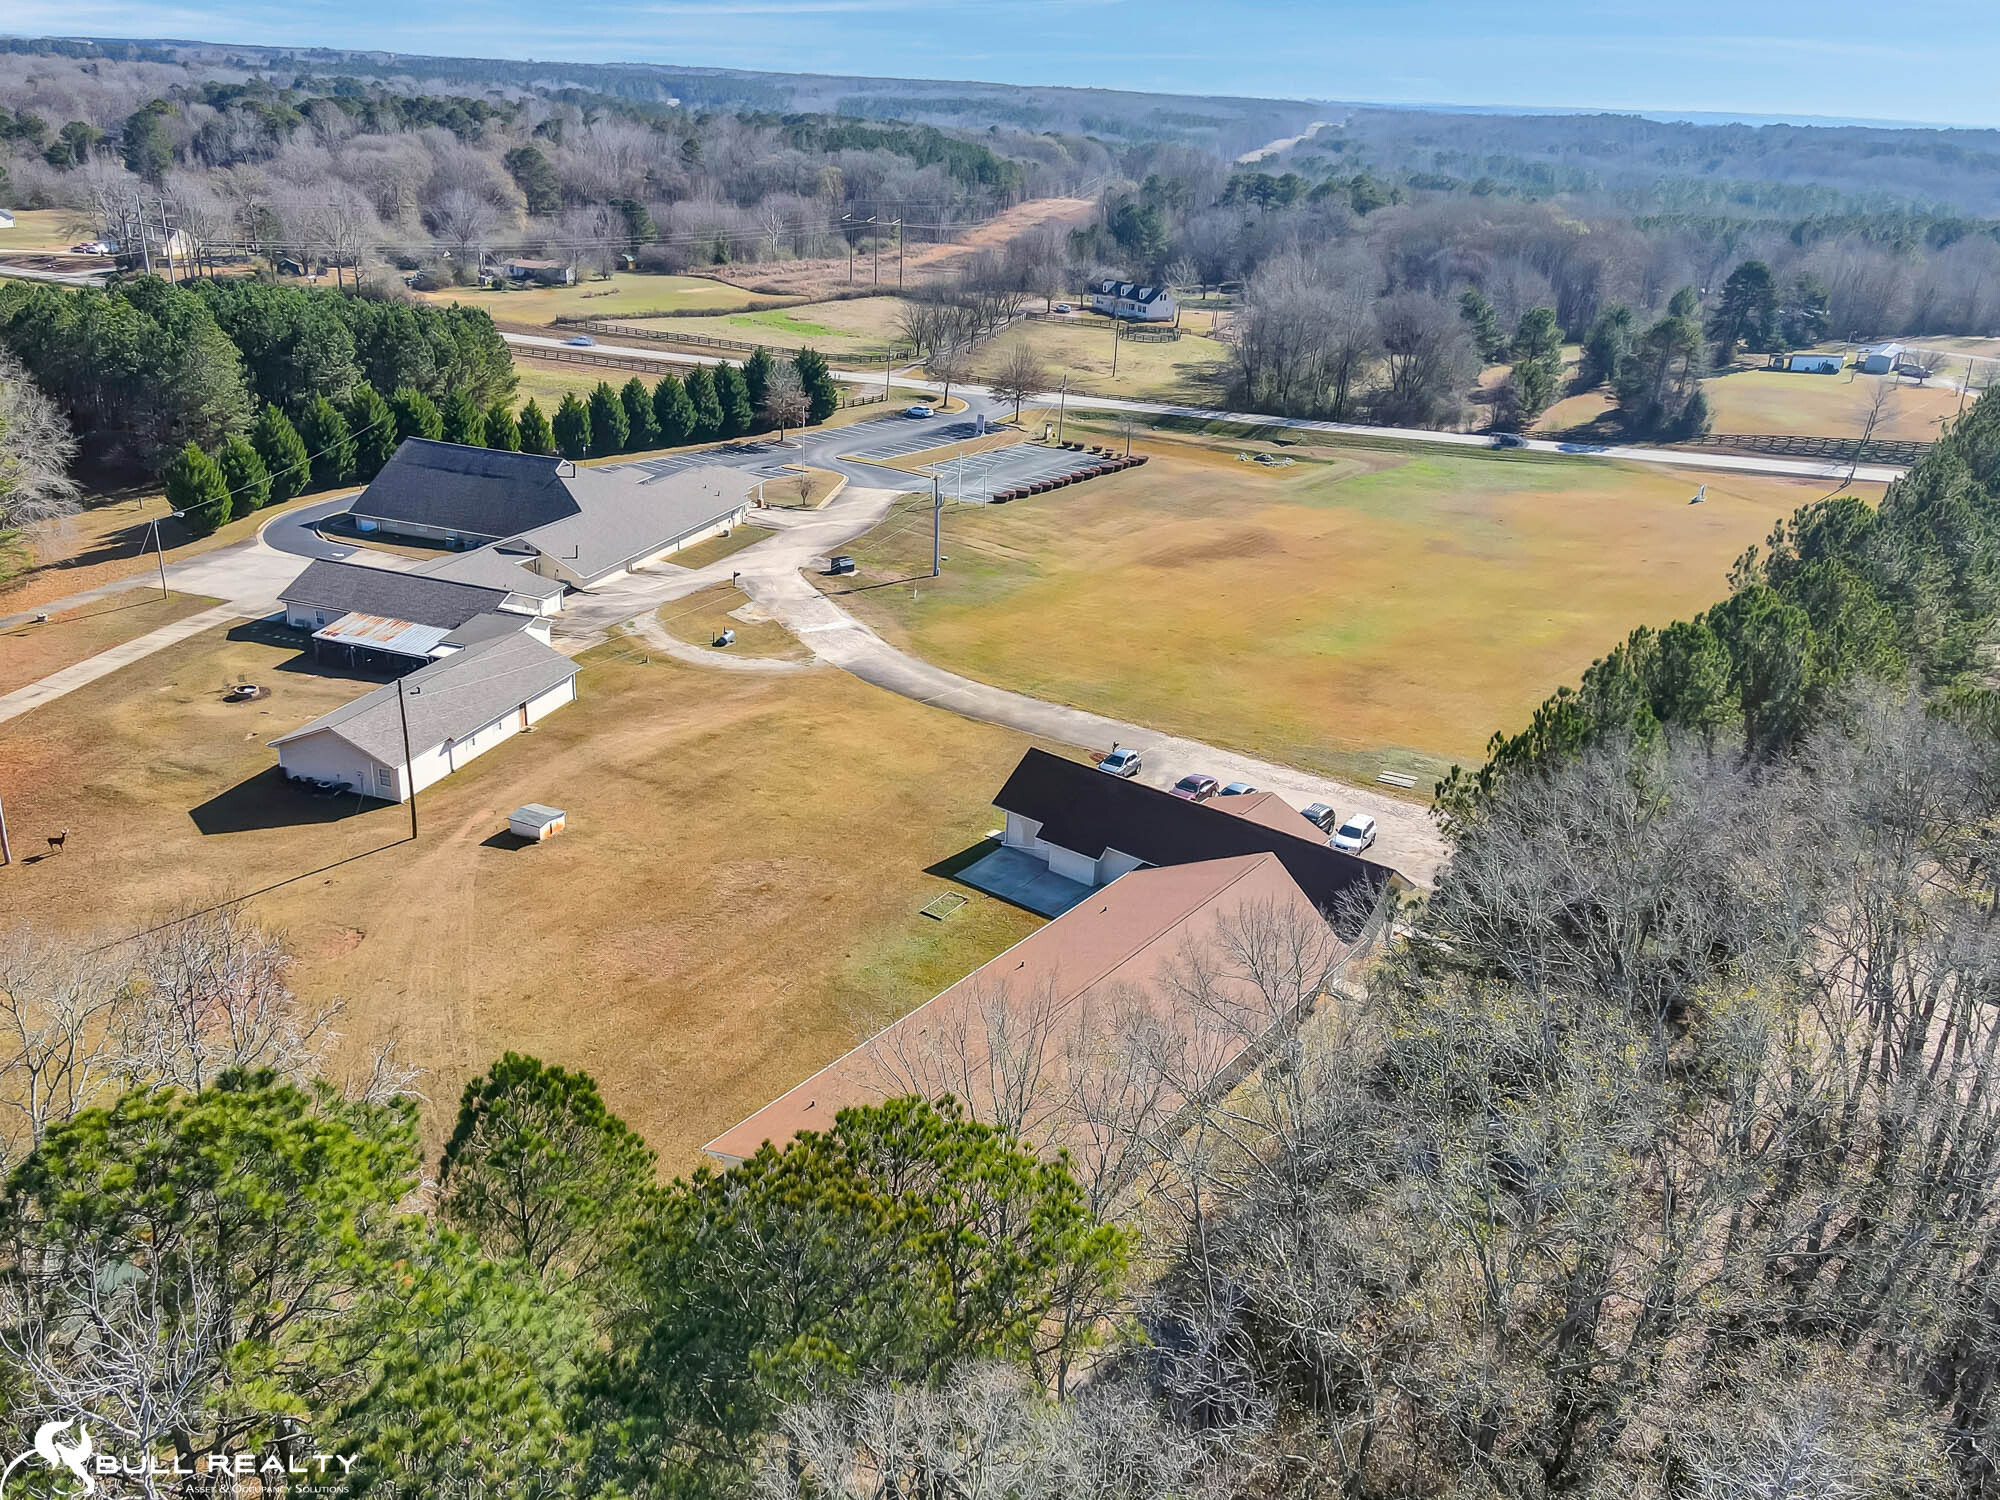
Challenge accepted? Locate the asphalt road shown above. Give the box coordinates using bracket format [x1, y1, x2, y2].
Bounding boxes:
[502, 330, 1911, 486]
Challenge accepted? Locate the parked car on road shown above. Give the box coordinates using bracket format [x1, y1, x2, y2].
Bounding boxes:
[1329, 814, 1378, 853]
[1098, 747, 1143, 778]
[905, 404, 934, 418]
[564, 334, 596, 347]
[1301, 802, 1339, 832]
[1218, 781, 1257, 796]
[1170, 774, 1219, 802]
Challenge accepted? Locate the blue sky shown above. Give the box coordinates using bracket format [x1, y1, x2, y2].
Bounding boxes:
[9, 1, 2000, 128]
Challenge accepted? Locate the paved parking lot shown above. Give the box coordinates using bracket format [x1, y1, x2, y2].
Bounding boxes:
[845, 418, 981, 463]
[631, 444, 795, 481]
[918, 443, 1112, 502]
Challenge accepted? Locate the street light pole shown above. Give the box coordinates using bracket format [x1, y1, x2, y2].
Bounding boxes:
[395, 676, 419, 841]
[1056, 373, 1069, 444]
[0, 792, 12, 867]
[932, 473, 943, 578]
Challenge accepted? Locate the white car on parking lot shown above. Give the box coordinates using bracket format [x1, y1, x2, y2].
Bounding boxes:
[1329, 814, 1378, 853]
[905, 404, 934, 418]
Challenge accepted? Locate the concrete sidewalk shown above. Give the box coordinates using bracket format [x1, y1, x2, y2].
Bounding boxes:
[0, 603, 243, 727]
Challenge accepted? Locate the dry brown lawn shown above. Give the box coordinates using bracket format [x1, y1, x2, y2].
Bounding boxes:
[0, 623, 1043, 1171]
[839, 425, 1881, 787]
[656, 584, 812, 661]
[2, 488, 356, 614]
[0, 591, 217, 695]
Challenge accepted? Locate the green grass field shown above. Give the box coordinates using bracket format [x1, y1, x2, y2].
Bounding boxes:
[422, 272, 782, 325]
[0, 208, 88, 252]
[643, 295, 914, 360]
[837, 430, 1882, 787]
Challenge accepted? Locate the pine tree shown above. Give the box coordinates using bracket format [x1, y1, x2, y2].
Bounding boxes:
[518, 398, 556, 456]
[443, 391, 487, 448]
[653, 373, 695, 447]
[793, 347, 838, 424]
[552, 393, 591, 460]
[164, 441, 233, 537]
[298, 396, 355, 491]
[715, 362, 754, 438]
[742, 347, 773, 421]
[484, 400, 520, 452]
[587, 381, 629, 456]
[215, 433, 271, 515]
[345, 383, 399, 479]
[252, 403, 310, 505]
[390, 387, 444, 444]
[684, 366, 723, 442]
[621, 377, 658, 451]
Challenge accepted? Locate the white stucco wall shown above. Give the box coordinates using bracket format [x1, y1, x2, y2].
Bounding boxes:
[1097, 847, 1145, 883]
[276, 733, 397, 799]
[1003, 811, 1045, 850]
[1046, 844, 1099, 886]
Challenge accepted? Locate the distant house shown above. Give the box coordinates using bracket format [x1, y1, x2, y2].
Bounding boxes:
[269, 630, 579, 802]
[993, 747, 1397, 925]
[1780, 352, 1844, 374]
[1086, 279, 1177, 323]
[1861, 343, 1904, 374]
[0, 210, 15, 230]
[343, 440, 756, 588]
[504, 257, 575, 286]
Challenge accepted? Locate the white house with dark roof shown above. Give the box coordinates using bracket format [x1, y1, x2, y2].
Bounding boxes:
[1087, 279, 1176, 322]
[268, 630, 579, 802]
[344, 440, 756, 589]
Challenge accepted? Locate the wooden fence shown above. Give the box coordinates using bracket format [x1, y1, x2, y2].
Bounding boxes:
[1690, 432, 1931, 467]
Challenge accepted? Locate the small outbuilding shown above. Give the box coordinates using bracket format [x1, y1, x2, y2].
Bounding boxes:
[1860, 343, 1904, 374]
[509, 804, 566, 841]
[1781, 352, 1844, 374]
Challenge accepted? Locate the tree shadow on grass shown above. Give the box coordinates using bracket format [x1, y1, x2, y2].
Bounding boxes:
[190, 767, 387, 835]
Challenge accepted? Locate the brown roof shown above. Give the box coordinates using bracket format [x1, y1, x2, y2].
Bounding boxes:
[1213, 789, 1327, 839]
[702, 853, 1335, 1165]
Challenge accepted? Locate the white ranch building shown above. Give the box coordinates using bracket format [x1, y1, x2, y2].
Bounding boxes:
[270, 629, 579, 802]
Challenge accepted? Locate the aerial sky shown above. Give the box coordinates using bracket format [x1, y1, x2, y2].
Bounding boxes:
[7, 0, 1999, 128]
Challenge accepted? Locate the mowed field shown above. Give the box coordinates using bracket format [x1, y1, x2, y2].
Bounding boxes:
[1539, 367, 1964, 442]
[422, 272, 783, 325]
[0, 626, 1044, 1170]
[838, 430, 1882, 787]
[629, 295, 912, 360]
[970, 312, 1233, 403]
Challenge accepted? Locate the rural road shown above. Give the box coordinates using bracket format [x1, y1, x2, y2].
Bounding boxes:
[502, 330, 1912, 486]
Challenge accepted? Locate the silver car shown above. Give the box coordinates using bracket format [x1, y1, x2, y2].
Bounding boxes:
[1098, 747, 1143, 778]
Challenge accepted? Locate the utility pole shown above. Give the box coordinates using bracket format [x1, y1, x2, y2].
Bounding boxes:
[895, 212, 904, 292]
[134, 194, 153, 277]
[932, 474, 943, 578]
[395, 677, 419, 841]
[1111, 315, 1121, 379]
[1056, 373, 1069, 444]
[0, 791, 12, 867]
[873, 223, 880, 288]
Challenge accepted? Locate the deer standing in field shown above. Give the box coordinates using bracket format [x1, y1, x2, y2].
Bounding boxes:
[45, 829, 67, 855]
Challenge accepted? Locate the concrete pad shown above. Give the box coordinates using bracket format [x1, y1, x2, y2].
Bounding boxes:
[953, 845, 1093, 917]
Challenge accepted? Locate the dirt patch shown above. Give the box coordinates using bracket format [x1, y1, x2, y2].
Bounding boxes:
[1138, 525, 1286, 569]
[700, 198, 1098, 301]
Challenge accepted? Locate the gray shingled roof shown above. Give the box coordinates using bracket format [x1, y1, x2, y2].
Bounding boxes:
[279, 559, 513, 629]
[1093, 279, 1168, 303]
[268, 630, 578, 763]
[347, 440, 580, 538]
[415, 543, 566, 599]
[519, 464, 755, 580]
